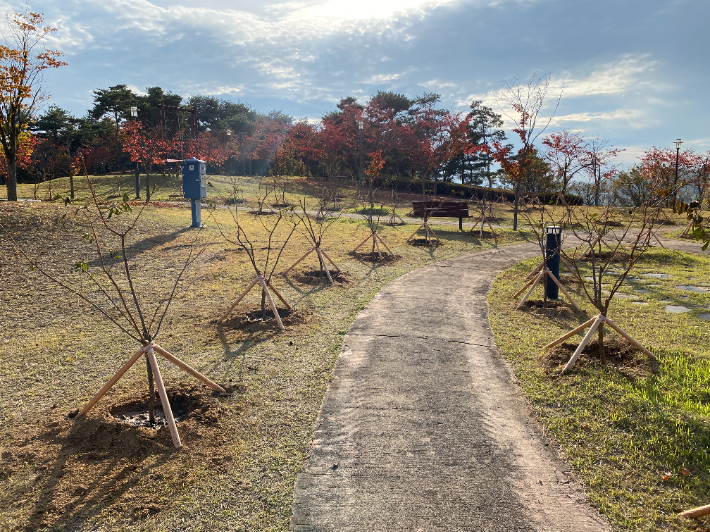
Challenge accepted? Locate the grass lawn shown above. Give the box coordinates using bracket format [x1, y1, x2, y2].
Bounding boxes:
[0, 174, 529, 531]
[489, 248, 710, 531]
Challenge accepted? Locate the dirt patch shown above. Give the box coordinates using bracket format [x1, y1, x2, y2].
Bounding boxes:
[0, 380, 240, 531]
[219, 307, 312, 332]
[347, 250, 399, 263]
[407, 237, 442, 247]
[290, 269, 351, 285]
[545, 337, 658, 379]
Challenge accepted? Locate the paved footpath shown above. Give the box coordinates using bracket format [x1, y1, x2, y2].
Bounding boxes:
[292, 242, 610, 531]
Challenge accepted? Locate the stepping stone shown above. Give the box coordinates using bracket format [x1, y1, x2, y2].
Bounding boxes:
[643, 273, 671, 279]
[666, 305, 691, 313]
[614, 293, 637, 299]
[675, 285, 710, 293]
[700, 314, 710, 321]
[635, 289, 649, 294]
[659, 299, 673, 304]
[632, 301, 648, 305]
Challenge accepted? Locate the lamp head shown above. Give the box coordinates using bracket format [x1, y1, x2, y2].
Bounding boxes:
[675, 138, 682, 150]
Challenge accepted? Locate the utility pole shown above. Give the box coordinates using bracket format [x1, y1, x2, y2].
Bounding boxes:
[131, 105, 140, 199]
[673, 138, 682, 206]
[358, 119, 364, 199]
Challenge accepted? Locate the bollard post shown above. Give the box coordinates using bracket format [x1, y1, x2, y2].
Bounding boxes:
[191, 198, 202, 227]
[545, 225, 562, 299]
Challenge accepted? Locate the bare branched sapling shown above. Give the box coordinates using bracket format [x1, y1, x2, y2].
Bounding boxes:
[545, 195, 665, 372]
[1, 174, 222, 449]
[282, 196, 342, 284]
[352, 202, 394, 260]
[216, 198, 297, 330]
[514, 196, 580, 310]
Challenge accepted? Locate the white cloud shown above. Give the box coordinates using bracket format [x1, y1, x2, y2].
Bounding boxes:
[550, 55, 659, 98]
[304, 0, 460, 20]
[549, 109, 646, 127]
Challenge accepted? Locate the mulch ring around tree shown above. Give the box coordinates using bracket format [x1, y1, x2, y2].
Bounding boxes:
[407, 237, 442, 247]
[0, 380, 242, 531]
[544, 337, 659, 380]
[518, 299, 578, 318]
[219, 307, 312, 332]
[347, 250, 400, 263]
[290, 269, 351, 285]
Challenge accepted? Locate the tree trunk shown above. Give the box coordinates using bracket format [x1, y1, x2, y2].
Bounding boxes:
[145, 355, 156, 423]
[513, 180, 521, 231]
[261, 287, 267, 321]
[68, 144, 74, 200]
[6, 131, 18, 201]
[145, 165, 151, 203]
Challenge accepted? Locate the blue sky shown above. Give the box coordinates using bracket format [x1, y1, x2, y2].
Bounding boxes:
[13, 0, 710, 164]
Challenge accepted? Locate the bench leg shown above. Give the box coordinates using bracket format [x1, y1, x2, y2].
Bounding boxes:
[459, 217, 463, 230]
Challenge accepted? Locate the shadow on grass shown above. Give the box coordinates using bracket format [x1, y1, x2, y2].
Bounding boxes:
[25, 415, 174, 532]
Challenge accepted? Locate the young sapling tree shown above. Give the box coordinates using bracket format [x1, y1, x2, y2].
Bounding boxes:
[281, 195, 342, 284]
[215, 196, 297, 330]
[0, 170, 223, 449]
[514, 196, 580, 310]
[545, 194, 665, 372]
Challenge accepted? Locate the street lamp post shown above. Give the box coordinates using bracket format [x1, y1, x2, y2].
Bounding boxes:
[357, 119, 364, 198]
[673, 138, 682, 206]
[131, 106, 140, 199]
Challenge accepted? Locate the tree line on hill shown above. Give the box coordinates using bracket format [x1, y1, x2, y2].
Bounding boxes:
[4, 83, 706, 210]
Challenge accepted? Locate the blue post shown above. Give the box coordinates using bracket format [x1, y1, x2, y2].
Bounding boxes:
[545, 226, 562, 299]
[191, 198, 202, 227]
[182, 158, 207, 229]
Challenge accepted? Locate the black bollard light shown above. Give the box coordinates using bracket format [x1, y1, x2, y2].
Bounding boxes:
[545, 226, 563, 299]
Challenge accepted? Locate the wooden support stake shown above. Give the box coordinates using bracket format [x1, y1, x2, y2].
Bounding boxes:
[353, 232, 373, 252]
[604, 317, 655, 359]
[266, 279, 293, 310]
[282, 247, 315, 275]
[561, 315, 605, 374]
[545, 268, 581, 311]
[526, 259, 546, 280]
[407, 223, 425, 242]
[146, 345, 182, 449]
[428, 222, 441, 244]
[79, 346, 148, 416]
[319, 248, 341, 272]
[258, 277, 285, 331]
[544, 316, 599, 350]
[373, 234, 383, 259]
[315, 248, 334, 284]
[152, 344, 225, 392]
[679, 504, 710, 519]
[517, 271, 545, 309]
[220, 276, 260, 321]
[376, 233, 395, 256]
[514, 276, 538, 299]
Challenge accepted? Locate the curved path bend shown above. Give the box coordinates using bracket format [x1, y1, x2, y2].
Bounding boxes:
[292, 242, 610, 531]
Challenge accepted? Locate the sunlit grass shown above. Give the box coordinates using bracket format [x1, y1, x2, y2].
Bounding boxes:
[489, 248, 710, 531]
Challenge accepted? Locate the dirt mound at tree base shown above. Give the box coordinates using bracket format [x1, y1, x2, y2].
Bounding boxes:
[545, 337, 658, 379]
[0, 380, 241, 531]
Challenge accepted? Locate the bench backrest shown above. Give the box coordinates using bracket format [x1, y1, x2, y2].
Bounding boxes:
[412, 200, 469, 218]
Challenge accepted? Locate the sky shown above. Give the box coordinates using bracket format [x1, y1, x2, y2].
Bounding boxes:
[6, 0, 709, 165]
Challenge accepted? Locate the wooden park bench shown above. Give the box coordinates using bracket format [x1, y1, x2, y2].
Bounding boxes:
[411, 200, 469, 230]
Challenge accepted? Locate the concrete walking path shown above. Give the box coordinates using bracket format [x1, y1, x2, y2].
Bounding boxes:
[291, 242, 610, 531]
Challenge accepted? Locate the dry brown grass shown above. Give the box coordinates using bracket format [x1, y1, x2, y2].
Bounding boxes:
[0, 193, 526, 531]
